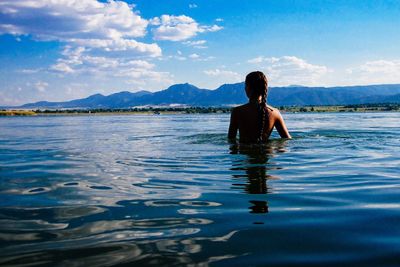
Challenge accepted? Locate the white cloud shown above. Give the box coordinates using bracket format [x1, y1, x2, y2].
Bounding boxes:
[35, 81, 48, 92]
[69, 38, 162, 55]
[183, 40, 207, 49]
[19, 69, 41, 74]
[358, 60, 400, 73]
[192, 55, 215, 62]
[247, 56, 265, 64]
[0, 0, 148, 37]
[51, 62, 75, 73]
[189, 53, 200, 59]
[151, 15, 223, 41]
[162, 50, 187, 61]
[189, 4, 198, 9]
[215, 18, 224, 22]
[203, 25, 223, 32]
[184, 40, 206, 45]
[162, 51, 214, 62]
[50, 46, 85, 73]
[198, 56, 215, 62]
[204, 69, 241, 83]
[247, 56, 329, 86]
[0, 0, 161, 55]
[49, 46, 172, 85]
[345, 60, 400, 84]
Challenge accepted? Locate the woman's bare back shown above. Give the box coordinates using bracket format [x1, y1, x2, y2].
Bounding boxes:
[228, 103, 291, 143]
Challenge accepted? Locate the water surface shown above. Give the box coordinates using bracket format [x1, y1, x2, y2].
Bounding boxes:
[0, 113, 399, 266]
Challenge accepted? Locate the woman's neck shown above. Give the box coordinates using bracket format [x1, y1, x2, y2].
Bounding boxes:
[249, 97, 261, 104]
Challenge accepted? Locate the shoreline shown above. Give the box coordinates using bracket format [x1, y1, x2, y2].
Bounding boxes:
[1, 104, 400, 116]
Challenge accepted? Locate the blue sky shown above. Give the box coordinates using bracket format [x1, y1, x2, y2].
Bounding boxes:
[1, 0, 400, 105]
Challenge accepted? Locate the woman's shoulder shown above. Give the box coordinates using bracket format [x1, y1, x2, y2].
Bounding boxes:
[266, 105, 283, 118]
[232, 103, 250, 112]
[266, 104, 278, 113]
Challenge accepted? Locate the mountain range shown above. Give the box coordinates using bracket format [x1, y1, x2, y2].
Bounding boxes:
[15, 83, 400, 109]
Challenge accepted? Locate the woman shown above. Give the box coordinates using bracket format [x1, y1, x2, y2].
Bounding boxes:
[228, 71, 291, 143]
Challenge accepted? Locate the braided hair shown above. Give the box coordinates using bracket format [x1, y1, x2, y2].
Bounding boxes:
[245, 71, 268, 142]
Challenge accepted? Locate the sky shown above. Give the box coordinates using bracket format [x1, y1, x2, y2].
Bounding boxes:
[1, 0, 400, 106]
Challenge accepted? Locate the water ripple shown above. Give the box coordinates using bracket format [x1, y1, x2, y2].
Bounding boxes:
[1, 113, 400, 266]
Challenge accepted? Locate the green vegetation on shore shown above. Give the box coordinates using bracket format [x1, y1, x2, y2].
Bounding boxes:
[0, 110, 37, 116]
[280, 103, 400, 113]
[1, 103, 400, 116]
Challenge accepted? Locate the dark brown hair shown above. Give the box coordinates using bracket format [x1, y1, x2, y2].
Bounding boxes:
[245, 71, 268, 142]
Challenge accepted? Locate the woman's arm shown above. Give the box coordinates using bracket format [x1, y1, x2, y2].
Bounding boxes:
[228, 109, 238, 142]
[274, 110, 291, 139]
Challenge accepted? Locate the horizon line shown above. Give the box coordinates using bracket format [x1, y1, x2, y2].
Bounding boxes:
[3, 82, 400, 108]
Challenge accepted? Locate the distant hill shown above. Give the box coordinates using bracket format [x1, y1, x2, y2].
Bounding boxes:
[17, 83, 400, 109]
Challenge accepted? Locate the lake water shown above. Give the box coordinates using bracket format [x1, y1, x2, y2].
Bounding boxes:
[0, 112, 399, 266]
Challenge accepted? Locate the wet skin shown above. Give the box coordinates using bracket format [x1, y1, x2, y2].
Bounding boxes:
[228, 99, 291, 143]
